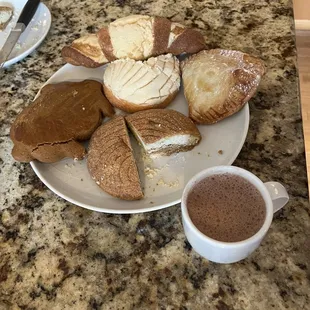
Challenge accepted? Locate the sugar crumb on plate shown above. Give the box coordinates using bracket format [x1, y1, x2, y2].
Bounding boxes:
[156, 178, 179, 188]
[144, 166, 160, 179]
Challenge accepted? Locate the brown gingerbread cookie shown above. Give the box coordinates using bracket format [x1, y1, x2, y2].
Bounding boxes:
[10, 80, 114, 163]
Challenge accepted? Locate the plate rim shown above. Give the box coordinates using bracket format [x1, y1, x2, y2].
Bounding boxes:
[30, 64, 250, 214]
[3, 3, 52, 68]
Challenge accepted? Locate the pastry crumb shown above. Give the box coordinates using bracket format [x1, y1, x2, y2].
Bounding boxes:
[15, 43, 22, 50]
[218, 150, 223, 155]
[144, 166, 160, 179]
[142, 152, 153, 165]
[31, 24, 39, 31]
[157, 178, 179, 188]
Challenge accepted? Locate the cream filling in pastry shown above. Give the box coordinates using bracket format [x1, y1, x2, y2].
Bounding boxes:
[142, 134, 198, 153]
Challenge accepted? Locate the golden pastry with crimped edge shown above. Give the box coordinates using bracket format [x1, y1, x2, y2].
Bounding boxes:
[181, 49, 266, 124]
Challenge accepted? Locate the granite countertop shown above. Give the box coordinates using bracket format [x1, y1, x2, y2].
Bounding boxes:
[0, 0, 309, 309]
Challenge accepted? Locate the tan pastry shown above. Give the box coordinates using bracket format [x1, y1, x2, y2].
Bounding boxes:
[61, 34, 108, 68]
[103, 54, 180, 113]
[0, 6, 13, 31]
[10, 80, 114, 163]
[87, 116, 143, 200]
[181, 49, 266, 124]
[62, 15, 205, 67]
[125, 109, 201, 155]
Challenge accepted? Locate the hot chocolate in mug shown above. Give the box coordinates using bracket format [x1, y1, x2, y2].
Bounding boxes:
[181, 166, 289, 264]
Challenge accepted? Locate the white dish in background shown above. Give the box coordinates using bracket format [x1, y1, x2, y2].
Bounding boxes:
[0, 1, 51, 68]
[30, 64, 250, 214]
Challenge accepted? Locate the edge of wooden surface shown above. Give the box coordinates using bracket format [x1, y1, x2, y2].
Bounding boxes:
[295, 20, 310, 30]
[295, 29, 310, 197]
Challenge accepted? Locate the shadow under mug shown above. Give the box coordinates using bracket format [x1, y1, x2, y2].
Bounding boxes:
[181, 166, 289, 264]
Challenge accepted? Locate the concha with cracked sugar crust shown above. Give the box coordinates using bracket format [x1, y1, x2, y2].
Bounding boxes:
[10, 80, 114, 163]
[103, 54, 180, 113]
[181, 49, 266, 124]
[125, 109, 201, 155]
[87, 116, 143, 200]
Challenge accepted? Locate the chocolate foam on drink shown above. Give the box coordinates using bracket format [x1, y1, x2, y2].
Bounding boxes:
[187, 173, 266, 243]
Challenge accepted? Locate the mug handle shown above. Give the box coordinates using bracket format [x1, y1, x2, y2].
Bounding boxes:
[264, 182, 289, 213]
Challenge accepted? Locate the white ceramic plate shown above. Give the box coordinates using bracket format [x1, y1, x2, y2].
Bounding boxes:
[30, 64, 249, 214]
[0, 1, 51, 68]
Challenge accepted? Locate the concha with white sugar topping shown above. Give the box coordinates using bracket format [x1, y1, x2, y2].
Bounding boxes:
[103, 54, 180, 113]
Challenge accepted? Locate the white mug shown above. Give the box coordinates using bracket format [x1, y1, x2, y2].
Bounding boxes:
[181, 166, 289, 264]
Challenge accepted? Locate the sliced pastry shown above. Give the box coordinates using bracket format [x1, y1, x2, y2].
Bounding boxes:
[125, 109, 201, 155]
[87, 116, 143, 200]
[181, 49, 266, 124]
[103, 54, 180, 113]
[10, 80, 114, 163]
[0, 6, 13, 31]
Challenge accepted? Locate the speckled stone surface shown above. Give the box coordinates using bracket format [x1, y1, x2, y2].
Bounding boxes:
[0, 0, 309, 309]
